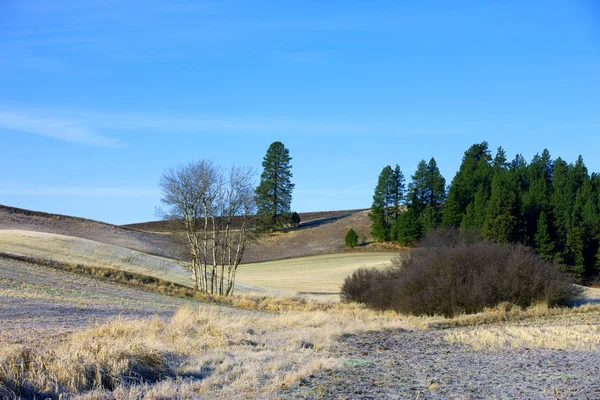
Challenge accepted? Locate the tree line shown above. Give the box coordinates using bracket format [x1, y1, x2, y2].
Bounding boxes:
[370, 142, 600, 279]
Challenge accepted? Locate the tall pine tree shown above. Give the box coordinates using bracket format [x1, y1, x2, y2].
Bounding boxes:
[370, 165, 404, 241]
[255, 141, 294, 232]
[443, 142, 493, 227]
[534, 211, 554, 261]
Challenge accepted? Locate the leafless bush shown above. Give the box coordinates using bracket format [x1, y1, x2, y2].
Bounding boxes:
[341, 229, 583, 316]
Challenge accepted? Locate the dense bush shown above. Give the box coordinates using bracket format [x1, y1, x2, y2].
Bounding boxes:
[341, 229, 583, 316]
[344, 228, 359, 248]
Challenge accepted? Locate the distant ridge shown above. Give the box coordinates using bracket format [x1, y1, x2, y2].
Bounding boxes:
[123, 209, 369, 232]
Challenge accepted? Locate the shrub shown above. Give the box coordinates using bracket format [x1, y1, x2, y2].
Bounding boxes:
[344, 228, 359, 248]
[340, 267, 377, 303]
[341, 228, 583, 317]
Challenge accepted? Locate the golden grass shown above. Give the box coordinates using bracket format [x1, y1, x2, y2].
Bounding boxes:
[0, 304, 409, 399]
[447, 324, 600, 352]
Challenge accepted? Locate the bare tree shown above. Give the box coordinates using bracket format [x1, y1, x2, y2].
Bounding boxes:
[157, 161, 255, 295]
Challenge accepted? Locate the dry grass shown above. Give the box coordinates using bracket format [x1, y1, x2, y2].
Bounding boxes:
[447, 324, 600, 352]
[0, 304, 408, 399]
[411, 301, 600, 330]
[445, 302, 600, 352]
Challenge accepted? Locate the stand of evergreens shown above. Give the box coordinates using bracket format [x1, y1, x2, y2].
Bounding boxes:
[370, 142, 600, 279]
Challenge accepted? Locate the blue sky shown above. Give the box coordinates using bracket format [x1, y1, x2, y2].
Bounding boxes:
[1, 1, 599, 224]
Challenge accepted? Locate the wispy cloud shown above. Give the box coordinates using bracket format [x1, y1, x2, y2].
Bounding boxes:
[0, 184, 157, 198]
[0, 110, 125, 147]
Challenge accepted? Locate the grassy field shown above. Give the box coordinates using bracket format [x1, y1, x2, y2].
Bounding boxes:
[237, 252, 396, 300]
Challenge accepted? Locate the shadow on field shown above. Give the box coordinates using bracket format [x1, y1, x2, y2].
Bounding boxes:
[296, 214, 351, 230]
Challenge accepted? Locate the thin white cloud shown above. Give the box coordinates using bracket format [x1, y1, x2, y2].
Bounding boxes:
[0, 110, 125, 147]
[0, 184, 157, 198]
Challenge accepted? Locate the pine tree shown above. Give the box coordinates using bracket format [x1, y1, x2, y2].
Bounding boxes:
[345, 228, 359, 248]
[534, 211, 554, 261]
[522, 150, 553, 246]
[551, 158, 575, 263]
[408, 159, 446, 214]
[255, 141, 294, 232]
[443, 142, 493, 227]
[370, 165, 404, 241]
[290, 211, 301, 227]
[390, 165, 405, 221]
[460, 184, 488, 237]
[493, 146, 509, 170]
[394, 208, 421, 246]
[370, 166, 393, 241]
[484, 171, 517, 243]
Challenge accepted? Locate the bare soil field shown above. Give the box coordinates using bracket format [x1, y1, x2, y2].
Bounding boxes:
[288, 308, 600, 399]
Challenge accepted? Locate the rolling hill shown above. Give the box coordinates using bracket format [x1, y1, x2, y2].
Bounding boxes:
[0, 204, 397, 299]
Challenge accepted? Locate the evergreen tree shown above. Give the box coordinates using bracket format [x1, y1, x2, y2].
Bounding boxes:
[345, 228, 359, 248]
[551, 158, 575, 263]
[443, 142, 493, 227]
[484, 170, 517, 243]
[408, 159, 446, 214]
[390, 164, 405, 221]
[290, 211, 301, 227]
[534, 211, 554, 261]
[493, 146, 509, 170]
[394, 208, 421, 246]
[255, 141, 294, 232]
[370, 166, 393, 241]
[370, 165, 404, 241]
[460, 183, 488, 237]
[522, 150, 553, 246]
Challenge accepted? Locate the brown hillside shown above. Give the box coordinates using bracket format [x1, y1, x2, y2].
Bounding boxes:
[242, 209, 374, 263]
[0, 205, 376, 264]
[123, 209, 367, 232]
[0, 205, 184, 259]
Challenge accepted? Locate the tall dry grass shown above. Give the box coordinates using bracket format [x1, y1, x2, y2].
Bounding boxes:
[0, 303, 407, 399]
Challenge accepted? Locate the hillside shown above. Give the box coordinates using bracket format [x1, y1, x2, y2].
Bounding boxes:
[0, 205, 375, 264]
[243, 209, 374, 263]
[0, 204, 184, 259]
[124, 209, 374, 263]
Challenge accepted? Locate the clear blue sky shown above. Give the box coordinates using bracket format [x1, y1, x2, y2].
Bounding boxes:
[1, 1, 599, 224]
